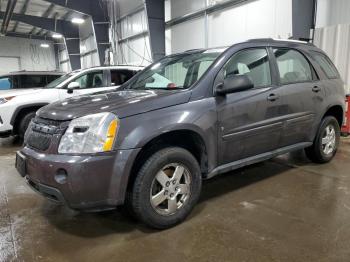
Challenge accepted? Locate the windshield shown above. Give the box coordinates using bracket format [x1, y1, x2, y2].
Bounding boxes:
[45, 72, 75, 88]
[122, 50, 222, 90]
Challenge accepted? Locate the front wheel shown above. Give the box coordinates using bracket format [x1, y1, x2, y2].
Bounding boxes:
[129, 147, 202, 229]
[18, 111, 36, 139]
[305, 116, 340, 163]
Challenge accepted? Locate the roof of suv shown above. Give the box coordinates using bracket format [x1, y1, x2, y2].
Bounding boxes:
[183, 38, 316, 54]
[1, 71, 64, 77]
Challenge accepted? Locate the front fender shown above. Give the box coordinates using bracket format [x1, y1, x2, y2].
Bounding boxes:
[115, 98, 218, 170]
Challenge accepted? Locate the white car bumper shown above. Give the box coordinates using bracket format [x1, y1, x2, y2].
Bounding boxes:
[0, 104, 15, 136]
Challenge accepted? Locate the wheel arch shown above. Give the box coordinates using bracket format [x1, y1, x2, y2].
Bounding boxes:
[323, 104, 344, 127]
[11, 103, 48, 134]
[125, 129, 209, 193]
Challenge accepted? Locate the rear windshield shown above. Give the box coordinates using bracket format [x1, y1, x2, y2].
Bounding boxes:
[311, 52, 340, 79]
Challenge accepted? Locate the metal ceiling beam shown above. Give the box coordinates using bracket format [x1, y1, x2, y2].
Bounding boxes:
[42, 3, 55, 18]
[12, 0, 30, 32]
[6, 31, 52, 40]
[145, 0, 165, 61]
[292, 0, 316, 41]
[44, 0, 109, 66]
[43, 0, 102, 18]
[1, 0, 17, 34]
[0, 12, 79, 37]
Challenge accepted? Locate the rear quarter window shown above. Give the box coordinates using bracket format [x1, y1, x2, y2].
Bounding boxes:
[311, 52, 340, 79]
[20, 75, 47, 88]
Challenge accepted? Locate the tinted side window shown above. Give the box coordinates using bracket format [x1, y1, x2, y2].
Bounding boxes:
[224, 48, 271, 87]
[47, 75, 61, 84]
[0, 77, 12, 90]
[311, 52, 339, 79]
[20, 75, 47, 88]
[74, 71, 103, 89]
[273, 48, 313, 84]
[110, 70, 135, 86]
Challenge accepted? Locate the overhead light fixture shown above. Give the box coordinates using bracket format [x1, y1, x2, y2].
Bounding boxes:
[40, 43, 50, 48]
[52, 33, 63, 39]
[71, 17, 85, 25]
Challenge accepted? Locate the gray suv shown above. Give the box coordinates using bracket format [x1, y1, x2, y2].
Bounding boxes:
[16, 39, 345, 229]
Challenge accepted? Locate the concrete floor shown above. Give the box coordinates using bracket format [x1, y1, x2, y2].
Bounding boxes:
[0, 137, 350, 262]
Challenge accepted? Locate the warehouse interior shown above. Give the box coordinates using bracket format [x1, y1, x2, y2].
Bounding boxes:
[1, 0, 350, 261]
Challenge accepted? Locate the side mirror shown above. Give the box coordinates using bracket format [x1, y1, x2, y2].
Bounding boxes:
[67, 82, 80, 94]
[216, 75, 254, 95]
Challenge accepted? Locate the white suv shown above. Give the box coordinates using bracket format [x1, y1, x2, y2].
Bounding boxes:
[0, 65, 143, 138]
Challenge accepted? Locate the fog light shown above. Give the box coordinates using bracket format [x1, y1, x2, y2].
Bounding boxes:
[55, 169, 68, 184]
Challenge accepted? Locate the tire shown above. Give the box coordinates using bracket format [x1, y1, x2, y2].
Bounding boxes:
[305, 116, 340, 163]
[128, 147, 202, 229]
[18, 111, 36, 139]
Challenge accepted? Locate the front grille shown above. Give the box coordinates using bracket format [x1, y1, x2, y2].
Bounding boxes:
[27, 131, 52, 151]
[26, 117, 66, 151]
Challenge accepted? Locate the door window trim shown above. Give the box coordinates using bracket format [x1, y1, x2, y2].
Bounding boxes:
[63, 70, 105, 89]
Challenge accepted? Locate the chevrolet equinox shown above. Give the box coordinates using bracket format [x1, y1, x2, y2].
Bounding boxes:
[16, 39, 346, 229]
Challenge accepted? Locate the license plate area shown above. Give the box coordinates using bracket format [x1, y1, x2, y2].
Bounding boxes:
[15, 152, 26, 177]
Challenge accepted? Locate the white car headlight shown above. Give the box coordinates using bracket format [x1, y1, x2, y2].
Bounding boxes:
[58, 112, 119, 154]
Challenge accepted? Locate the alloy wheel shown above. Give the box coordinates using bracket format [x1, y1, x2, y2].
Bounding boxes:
[150, 163, 191, 216]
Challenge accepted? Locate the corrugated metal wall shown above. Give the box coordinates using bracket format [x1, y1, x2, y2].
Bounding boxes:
[314, 0, 350, 93]
[0, 36, 57, 75]
[107, 0, 152, 66]
[165, 0, 293, 54]
[314, 25, 350, 93]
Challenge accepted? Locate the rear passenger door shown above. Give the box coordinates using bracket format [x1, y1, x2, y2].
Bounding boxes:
[216, 48, 285, 165]
[272, 48, 324, 147]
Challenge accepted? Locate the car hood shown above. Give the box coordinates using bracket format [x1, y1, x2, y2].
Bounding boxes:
[0, 88, 41, 98]
[37, 89, 192, 120]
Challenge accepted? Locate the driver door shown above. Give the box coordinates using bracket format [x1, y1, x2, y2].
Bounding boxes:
[216, 48, 285, 165]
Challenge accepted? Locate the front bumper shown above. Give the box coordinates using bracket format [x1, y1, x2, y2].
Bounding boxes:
[0, 104, 14, 135]
[18, 146, 141, 210]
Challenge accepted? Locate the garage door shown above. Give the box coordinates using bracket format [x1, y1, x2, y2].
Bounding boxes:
[0, 57, 20, 75]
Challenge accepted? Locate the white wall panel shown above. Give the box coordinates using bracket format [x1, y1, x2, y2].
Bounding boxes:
[117, 36, 152, 66]
[0, 36, 56, 74]
[79, 17, 100, 68]
[208, 0, 292, 47]
[167, 0, 292, 54]
[0, 57, 20, 75]
[316, 0, 350, 28]
[115, 0, 144, 17]
[170, 0, 206, 20]
[167, 17, 206, 54]
[59, 48, 71, 73]
[314, 25, 350, 93]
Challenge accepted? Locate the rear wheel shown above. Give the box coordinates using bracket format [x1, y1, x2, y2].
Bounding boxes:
[305, 116, 340, 163]
[17, 111, 36, 139]
[128, 147, 202, 229]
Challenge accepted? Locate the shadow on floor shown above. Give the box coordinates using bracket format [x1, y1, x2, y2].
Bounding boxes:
[43, 150, 312, 236]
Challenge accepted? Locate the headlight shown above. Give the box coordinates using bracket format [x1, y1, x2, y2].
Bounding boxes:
[58, 112, 119, 154]
[0, 96, 15, 104]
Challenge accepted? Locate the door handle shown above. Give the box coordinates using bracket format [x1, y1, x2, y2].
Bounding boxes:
[267, 93, 279, 102]
[312, 86, 321, 93]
